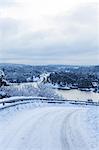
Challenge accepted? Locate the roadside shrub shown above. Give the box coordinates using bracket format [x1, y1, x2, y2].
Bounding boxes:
[0, 83, 61, 99]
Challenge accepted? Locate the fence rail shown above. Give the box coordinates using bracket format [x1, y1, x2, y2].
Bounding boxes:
[0, 97, 99, 108]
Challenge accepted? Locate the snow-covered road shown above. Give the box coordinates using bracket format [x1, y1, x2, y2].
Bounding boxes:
[0, 105, 98, 150]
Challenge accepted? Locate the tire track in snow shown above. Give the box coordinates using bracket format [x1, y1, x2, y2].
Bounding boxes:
[61, 109, 94, 150]
[0, 107, 70, 150]
[61, 110, 77, 150]
[0, 106, 91, 150]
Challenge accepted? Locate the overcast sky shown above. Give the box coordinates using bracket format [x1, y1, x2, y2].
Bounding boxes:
[0, 0, 99, 65]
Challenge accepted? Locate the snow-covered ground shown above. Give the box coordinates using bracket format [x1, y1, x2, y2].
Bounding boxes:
[0, 100, 98, 150]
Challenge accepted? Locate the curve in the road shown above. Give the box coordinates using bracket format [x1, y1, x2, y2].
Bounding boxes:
[0, 106, 96, 150]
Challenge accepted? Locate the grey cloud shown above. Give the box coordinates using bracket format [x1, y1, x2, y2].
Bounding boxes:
[0, 52, 98, 65]
[52, 3, 98, 39]
[0, 2, 98, 65]
[0, 18, 19, 37]
[54, 3, 98, 25]
[69, 3, 98, 24]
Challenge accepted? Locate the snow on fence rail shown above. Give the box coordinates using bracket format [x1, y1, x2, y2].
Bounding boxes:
[0, 96, 99, 108]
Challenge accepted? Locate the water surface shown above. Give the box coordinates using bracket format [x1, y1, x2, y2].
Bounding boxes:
[55, 89, 99, 102]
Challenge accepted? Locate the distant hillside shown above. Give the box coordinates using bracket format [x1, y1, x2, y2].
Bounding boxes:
[0, 63, 99, 83]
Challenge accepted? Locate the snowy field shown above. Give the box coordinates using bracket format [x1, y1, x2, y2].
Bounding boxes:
[0, 100, 99, 150]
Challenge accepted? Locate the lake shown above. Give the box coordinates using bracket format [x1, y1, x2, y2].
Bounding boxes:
[55, 89, 99, 102]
